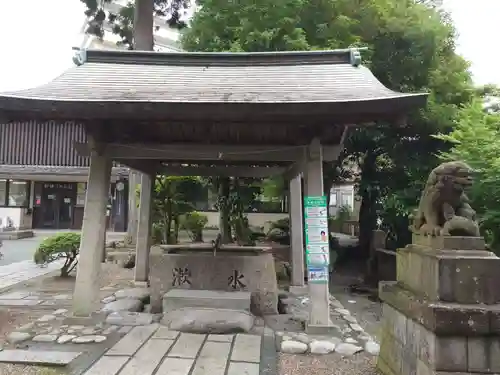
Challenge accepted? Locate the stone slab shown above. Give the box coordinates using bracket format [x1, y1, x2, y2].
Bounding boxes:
[84, 356, 130, 375]
[168, 333, 206, 358]
[227, 361, 260, 375]
[412, 234, 485, 250]
[156, 357, 194, 375]
[106, 324, 158, 356]
[150, 252, 278, 315]
[0, 349, 82, 366]
[119, 338, 174, 375]
[152, 327, 180, 340]
[192, 341, 231, 375]
[231, 334, 261, 363]
[163, 289, 251, 312]
[207, 334, 234, 342]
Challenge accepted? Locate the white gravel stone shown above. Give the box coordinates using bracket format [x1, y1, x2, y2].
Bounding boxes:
[350, 323, 364, 332]
[33, 334, 58, 343]
[82, 328, 98, 335]
[358, 332, 372, 341]
[38, 315, 56, 322]
[53, 309, 68, 316]
[309, 340, 336, 354]
[335, 343, 363, 356]
[72, 335, 107, 344]
[365, 341, 380, 355]
[281, 340, 308, 354]
[291, 333, 312, 344]
[17, 323, 35, 331]
[69, 325, 85, 330]
[57, 335, 77, 344]
[345, 338, 358, 344]
[335, 308, 350, 315]
[343, 315, 357, 323]
[114, 288, 150, 301]
[101, 295, 116, 304]
[7, 332, 32, 344]
[101, 299, 143, 313]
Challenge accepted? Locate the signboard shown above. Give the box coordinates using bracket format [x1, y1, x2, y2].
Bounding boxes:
[304, 196, 330, 280]
[308, 266, 329, 283]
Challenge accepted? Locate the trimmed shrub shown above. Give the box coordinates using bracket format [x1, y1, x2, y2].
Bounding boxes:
[181, 212, 208, 242]
[34, 232, 80, 277]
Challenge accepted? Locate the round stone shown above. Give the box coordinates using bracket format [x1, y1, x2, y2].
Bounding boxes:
[350, 323, 363, 332]
[38, 315, 56, 322]
[289, 333, 312, 344]
[365, 341, 380, 355]
[53, 309, 68, 316]
[72, 335, 107, 344]
[281, 340, 308, 354]
[309, 340, 336, 354]
[101, 296, 116, 304]
[7, 332, 32, 344]
[33, 334, 58, 343]
[17, 323, 35, 332]
[57, 335, 77, 344]
[114, 288, 150, 301]
[343, 315, 357, 323]
[345, 338, 358, 344]
[335, 308, 350, 315]
[335, 343, 363, 356]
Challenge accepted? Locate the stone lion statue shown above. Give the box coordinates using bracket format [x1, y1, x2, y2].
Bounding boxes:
[411, 161, 480, 237]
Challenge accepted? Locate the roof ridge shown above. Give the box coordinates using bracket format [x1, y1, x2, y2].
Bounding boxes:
[72, 47, 365, 67]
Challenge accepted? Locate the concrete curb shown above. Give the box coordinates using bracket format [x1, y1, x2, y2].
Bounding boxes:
[260, 328, 278, 375]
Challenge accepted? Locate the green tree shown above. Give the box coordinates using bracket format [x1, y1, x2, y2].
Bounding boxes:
[436, 101, 500, 250]
[150, 175, 204, 244]
[182, 0, 474, 268]
[82, 0, 189, 48]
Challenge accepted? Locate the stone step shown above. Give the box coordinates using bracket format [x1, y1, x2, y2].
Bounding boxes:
[163, 289, 251, 313]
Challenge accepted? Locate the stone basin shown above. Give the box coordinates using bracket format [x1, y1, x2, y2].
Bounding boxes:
[159, 243, 272, 255]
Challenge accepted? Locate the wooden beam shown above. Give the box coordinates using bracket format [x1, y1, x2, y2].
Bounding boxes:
[158, 165, 285, 177]
[117, 160, 159, 175]
[75, 143, 341, 162]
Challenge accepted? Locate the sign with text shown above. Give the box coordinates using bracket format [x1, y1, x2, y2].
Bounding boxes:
[304, 195, 330, 270]
[308, 266, 329, 283]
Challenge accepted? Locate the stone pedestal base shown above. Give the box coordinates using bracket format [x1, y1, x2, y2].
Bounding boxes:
[378, 235, 500, 375]
[150, 252, 278, 316]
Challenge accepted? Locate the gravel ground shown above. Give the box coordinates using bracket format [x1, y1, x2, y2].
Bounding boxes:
[279, 352, 378, 375]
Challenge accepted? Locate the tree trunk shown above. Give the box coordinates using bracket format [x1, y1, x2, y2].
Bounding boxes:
[133, 0, 154, 50]
[127, 0, 154, 240]
[219, 178, 232, 243]
[127, 172, 139, 244]
[358, 150, 378, 261]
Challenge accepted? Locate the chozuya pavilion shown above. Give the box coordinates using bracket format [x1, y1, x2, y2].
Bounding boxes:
[0, 47, 427, 330]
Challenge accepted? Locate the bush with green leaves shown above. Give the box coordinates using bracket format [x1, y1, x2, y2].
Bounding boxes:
[181, 212, 208, 242]
[34, 232, 80, 277]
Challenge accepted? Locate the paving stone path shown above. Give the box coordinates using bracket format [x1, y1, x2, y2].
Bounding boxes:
[0, 259, 64, 292]
[85, 325, 267, 375]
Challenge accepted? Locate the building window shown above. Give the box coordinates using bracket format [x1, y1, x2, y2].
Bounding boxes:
[0, 180, 6, 206]
[7, 180, 30, 207]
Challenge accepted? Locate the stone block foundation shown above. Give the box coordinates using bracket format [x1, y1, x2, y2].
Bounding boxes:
[150, 252, 278, 316]
[378, 235, 500, 375]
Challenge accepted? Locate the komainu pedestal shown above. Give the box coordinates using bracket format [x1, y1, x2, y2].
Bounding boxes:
[377, 234, 500, 375]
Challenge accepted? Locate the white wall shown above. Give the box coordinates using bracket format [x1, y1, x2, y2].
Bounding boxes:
[0, 207, 32, 230]
[202, 212, 288, 231]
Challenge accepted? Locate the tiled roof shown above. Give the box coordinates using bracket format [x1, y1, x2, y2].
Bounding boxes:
[0, 48, 426, 105]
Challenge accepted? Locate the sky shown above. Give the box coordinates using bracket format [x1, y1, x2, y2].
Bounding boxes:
[0, 0, 497, 92]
